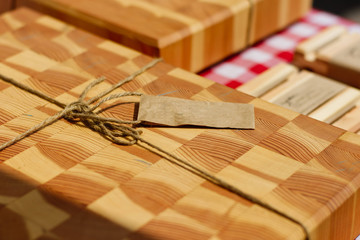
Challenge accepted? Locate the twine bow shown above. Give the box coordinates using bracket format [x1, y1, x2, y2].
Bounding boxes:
[0, 59, 162, 150]
[0, 58, 309, 239]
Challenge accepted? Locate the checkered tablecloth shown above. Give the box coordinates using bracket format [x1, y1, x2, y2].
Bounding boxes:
[200, 9, 360, 89]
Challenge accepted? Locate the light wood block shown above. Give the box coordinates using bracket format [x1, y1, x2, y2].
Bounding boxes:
[0, 8, 360, 240]
[294, 26, 360, 88]
[15, 0, 312, 72]
[238, 63, 360, 132]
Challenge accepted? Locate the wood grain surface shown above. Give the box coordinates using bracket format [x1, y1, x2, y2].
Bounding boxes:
[238, 63, 360, 131]
[15, 0, 311, 72]
[294, 26, 360, 88]
[248, 0, 312, 44]
[0, 8, 360, 240]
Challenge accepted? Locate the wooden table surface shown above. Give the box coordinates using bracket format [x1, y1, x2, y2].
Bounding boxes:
[0, 8, 359, 240]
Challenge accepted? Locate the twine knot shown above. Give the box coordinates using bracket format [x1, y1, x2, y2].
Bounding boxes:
[64, 101, 91, 122]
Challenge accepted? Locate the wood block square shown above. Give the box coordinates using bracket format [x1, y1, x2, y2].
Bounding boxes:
[6, 189, 70, 230]
[52, 207, 136, 240]
[81, 145, 155, 184]
[216, 204, 304, 240]
[140, 72, 205, 98]
[5, 49, 58, 72]
[0, 126, 36, 162]
[121, 159, 204, 215]
[0, 43, 22, 61]
[1, 7, 41, 32]
[216, 165, 278, 199]
[4, 108, 67, 144]
[32, 64, 90, 97]
[132, 209, 216, 240]
[0, 207, 44, 239]
[175, 130, 255, 173]
[72, 46, 126, 76]
[12, 21, 62, 48]
[0, 164, 40, 206]
[35, 125, 111, 169]
[234, 145, 304, 181]
[88, 187, 155, 232]
[264, 163, 352, 237]
[4, 146, 65, 184]
[314, 136, 360, 181]
[0, 62, 29, 83]
[40, 164, 118, 207]
[171, 185, 237, 231]
[259, 120, 333, 164]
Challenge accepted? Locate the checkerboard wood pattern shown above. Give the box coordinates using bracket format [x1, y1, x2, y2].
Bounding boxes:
[15, 0, 311, 72]
[0, 8, 360, 240]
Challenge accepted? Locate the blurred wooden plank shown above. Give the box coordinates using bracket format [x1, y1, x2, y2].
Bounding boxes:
[333, 101, 360, 132]
[239, 63, 360, 130]
[294, 25, 360, 88]
[237, 63, 297, 97]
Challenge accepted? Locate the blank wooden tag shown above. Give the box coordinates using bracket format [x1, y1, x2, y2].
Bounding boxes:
[137, 95, 255, 129]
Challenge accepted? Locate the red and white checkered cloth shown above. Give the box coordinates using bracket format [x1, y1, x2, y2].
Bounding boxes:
[200, 9, 360, 89]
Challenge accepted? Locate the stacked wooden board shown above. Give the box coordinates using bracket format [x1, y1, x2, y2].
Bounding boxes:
[15, 0, 312, 72]
[238, 63, 360, 134]
[0, 8, 360, 240]
[293, 26, 360, 89]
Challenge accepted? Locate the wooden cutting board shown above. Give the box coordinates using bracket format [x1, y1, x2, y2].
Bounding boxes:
[15, 0, 311, 72]
[0, 8, 359, 240]
[293, 26, 360, 89]
[238, 63, 360, 133]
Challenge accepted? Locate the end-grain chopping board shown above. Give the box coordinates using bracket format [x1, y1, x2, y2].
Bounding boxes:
[0, 8, 359, 240]
[293, 26, 360, 89]
[15, 0, 311, 72]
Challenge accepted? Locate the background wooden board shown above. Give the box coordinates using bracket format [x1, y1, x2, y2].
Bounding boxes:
[0, 8, 360, 240]
[294, 26, 360, 89]
[15, 0, 311, 72]
[238, 63, 360, 132]
[15, 0, 251, 73]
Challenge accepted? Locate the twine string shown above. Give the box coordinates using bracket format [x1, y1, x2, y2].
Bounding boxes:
[0, 58, 309, 239]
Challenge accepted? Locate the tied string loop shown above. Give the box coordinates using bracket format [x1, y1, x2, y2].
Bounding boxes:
[0, 58, 309, 240]
[63, 98, 142, 146]
[0, 58, 162, 150]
